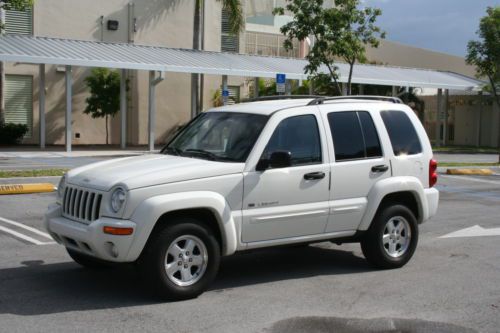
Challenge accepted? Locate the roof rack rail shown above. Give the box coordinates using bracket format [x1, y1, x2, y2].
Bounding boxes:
[307, 95, 403, 105]
[245, 95, 323, 102]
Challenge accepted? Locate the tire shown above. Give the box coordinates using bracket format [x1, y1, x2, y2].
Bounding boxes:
[66, 248, 111, 269]
[137, 218, 221, 301]
[361, 204, 418, 269]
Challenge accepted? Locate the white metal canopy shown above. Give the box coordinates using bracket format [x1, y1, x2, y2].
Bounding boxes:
[0, 34, 484, 153]
[0, 34, 484, 90]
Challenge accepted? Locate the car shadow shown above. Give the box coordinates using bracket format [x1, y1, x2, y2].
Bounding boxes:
[0, 244, 373, 316]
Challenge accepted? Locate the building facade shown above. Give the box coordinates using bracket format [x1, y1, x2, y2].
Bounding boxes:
[2, 0, 498, 148]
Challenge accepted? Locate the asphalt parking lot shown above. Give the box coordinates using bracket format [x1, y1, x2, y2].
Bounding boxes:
[0, 173, 499, 332]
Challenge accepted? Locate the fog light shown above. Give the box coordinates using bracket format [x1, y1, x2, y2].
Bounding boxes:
[105, 241, 119, 258]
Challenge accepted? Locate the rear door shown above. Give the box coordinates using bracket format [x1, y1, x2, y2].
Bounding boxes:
[319, 106, 392, 232]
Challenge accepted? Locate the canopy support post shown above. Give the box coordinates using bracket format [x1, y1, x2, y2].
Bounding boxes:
[358, 84, 364, 95]
[436, 88, 442, 148]
[443, 89, 449, 146]
[65, 65, 72, 153]
[39, 64, 45, 149]
[392, 86, 397, 97]
[120, 69, 127, 149]
[148, 70, 164, 152]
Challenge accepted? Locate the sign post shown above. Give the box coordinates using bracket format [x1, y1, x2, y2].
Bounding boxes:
[276, 73, 286, 94]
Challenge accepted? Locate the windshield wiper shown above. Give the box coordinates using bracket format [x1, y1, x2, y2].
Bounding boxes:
[183, 149, 219, 161]
[163, 146, 184, 156]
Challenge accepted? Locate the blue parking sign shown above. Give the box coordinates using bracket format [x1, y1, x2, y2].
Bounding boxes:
[276, 73, 286, 84]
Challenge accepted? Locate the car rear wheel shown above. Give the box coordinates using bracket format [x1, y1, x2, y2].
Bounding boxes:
[361, 204, 418, 269]
[138, 218, 220, 301]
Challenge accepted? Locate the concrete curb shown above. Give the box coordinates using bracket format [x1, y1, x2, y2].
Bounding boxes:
[446, 169, 494, 176]
[0, 183, 55, 195]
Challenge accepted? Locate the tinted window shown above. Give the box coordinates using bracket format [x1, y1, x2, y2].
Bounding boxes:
[381, 110, 422, 155]
[264, 115, 322, 166]
[328, 111, 382, 161]
[328, 112, 365, 160]
[358, 112, 382, 158]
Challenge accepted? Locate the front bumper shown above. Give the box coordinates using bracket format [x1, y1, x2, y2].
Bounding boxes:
[44, 203, 136, 262]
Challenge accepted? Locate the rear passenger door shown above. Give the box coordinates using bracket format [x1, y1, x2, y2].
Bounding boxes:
[320, 108, 391, 232]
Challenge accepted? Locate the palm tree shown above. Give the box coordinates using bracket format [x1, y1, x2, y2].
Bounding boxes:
[191, 0, 243, 118]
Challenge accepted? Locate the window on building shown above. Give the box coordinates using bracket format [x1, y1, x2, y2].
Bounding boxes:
[263, 115, 322, 166]
[328, 111, 382, 161]
[381, 110, 422, 156]
[221, 9, 239, 52]
[5, 75, 33, 138]
[4, 8, 33, 35]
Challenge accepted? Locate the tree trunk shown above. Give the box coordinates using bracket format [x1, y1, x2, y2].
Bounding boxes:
[347, 60, 355, 96]
[191, 0, 201, 118]
[105, 115, 109, 145]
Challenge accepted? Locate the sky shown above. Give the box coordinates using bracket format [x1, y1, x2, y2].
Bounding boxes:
[361, 0, 500, 57]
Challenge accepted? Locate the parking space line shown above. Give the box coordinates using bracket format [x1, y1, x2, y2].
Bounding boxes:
[0, 226, 55, 245]
[0, 216, 53, 240]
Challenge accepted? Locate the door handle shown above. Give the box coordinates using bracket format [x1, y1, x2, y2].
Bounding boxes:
[371, 165, 389, 173]
[304, 172, 326, 180]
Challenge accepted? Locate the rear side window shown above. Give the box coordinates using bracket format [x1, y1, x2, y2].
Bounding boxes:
[264, 114, 322, 166]
[381, 110, 422, 155]
[328, 111, 382, 161]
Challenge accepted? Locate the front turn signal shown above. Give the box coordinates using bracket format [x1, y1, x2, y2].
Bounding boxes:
[103, 226, 134, 236]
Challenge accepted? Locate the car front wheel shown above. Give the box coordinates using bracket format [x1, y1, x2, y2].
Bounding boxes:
[138, 219, 221, 301]
[361, 204, 418, 269]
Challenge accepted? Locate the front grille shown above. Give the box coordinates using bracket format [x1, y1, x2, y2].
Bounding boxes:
[62, 186, 102, 223]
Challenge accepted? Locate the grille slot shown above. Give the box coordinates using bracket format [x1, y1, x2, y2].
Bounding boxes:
[62, 186, 102, 223]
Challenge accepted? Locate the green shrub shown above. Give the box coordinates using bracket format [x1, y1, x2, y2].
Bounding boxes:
[0, 123, 29, 145]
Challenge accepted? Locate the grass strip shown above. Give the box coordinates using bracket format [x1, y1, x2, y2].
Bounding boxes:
[0, 169, 68, 178]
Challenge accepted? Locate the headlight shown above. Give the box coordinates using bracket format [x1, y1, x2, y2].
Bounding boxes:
[57, 175, 66, 200]
[110, 187, 127, 213]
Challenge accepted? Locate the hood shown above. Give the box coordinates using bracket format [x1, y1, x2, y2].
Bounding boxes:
[67, 154, 245, 191]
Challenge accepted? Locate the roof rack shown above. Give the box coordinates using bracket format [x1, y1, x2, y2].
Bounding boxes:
[245, 95, 323, 102]
[307, 95, 403, 105]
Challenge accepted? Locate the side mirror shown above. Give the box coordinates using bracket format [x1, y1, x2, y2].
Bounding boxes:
[256, 151, 292, 171]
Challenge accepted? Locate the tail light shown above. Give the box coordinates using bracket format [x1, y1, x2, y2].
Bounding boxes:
[429, 159, 438, 187]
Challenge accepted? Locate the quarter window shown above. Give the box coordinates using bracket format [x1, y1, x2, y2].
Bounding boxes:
[264, 115, 322, 166]
[381, 110, 422, 155]
[328, 111, 382, 161]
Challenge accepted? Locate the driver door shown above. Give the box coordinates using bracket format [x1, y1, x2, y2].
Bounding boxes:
[241, 108, 330, 243]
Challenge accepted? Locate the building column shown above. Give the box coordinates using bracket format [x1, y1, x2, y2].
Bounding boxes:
[120, 69, 127, 149]
[39, 64, 46, 149]
[222, 75, 228, 105]
[477, 91, 483, 147]
[392, 86, 397, 97]
[342, 83, 347, 96]
[253, 77, 259, 98]
[358, 84, 364, 95]
[65, 65, 72, 153]
[285, 79, 292, 96]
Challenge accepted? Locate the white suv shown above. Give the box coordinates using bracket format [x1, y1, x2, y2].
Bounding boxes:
[45, 96, 439, 300]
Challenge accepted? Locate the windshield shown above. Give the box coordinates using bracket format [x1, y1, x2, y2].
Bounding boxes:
[162, 112, 269, 162]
